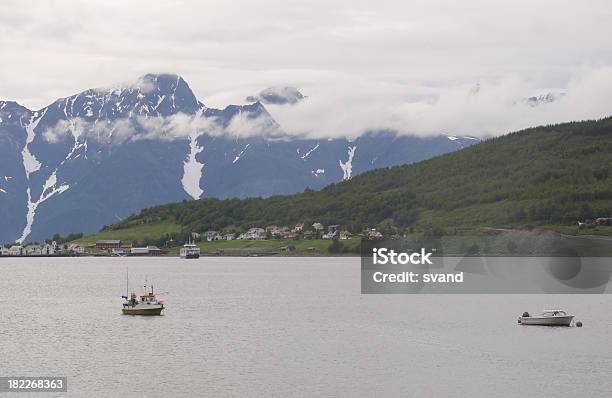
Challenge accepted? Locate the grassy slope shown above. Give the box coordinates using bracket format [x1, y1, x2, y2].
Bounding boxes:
[184, 238, 359, 256]
[76, 226, 359, 255]
[81, 117, 612, 242]
[74, 219, 359, 255]
[75, 220, 182, 246]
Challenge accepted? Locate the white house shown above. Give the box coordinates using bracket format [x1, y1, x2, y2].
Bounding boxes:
[312, 222, 324, 232]
[246, 228, 266, 240]
[8, 245, 22, 256]
[322, 231, 337, 239]
[265, 225, 281, 237]
[25, 245, 42, 256]
[292, 223, 304, 232]
[203, 231, 222, 242]
[112, 247, 128, 256]
[41, 243, 55, 255]
[131, 247, 149, 255]
[130, 246, 162, 256]
[224, 233, 235, 241]
[0, 246, 9, 256]
[68, 243, 85, 254]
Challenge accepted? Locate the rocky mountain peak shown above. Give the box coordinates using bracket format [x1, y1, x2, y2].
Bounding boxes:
[246, 86, 305, 105]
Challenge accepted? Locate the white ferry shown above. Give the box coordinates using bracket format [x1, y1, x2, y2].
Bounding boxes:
[180, 240, 200, 259]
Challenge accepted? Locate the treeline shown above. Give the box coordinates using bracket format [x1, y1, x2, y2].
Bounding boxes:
[108, 116, 612, 235]
[131, 233, 180, 248]
[51, 233, 84, 245]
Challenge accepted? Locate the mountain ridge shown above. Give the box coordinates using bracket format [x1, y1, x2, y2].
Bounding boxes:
[102, 115, 612, 239]
[0, 74, 479, 243]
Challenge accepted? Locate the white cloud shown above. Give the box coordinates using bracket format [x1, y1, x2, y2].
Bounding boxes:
[225, 113, 281, 138]
[41, 113, 217, 144]
[40, 111, 283, 144]
[265, 67, 612, 138]
[1, 0, 612, 137]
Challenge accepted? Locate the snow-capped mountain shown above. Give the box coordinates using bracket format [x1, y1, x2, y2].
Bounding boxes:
[246, 86, 305, 105]
[523, 92, 566, 107]
[0, 74, 479, 243]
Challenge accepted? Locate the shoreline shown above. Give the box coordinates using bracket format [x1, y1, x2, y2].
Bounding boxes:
[0, 253, 362, 259]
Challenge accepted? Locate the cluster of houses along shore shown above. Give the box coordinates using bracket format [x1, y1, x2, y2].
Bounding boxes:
[190, 223, 384, 242]
[1, 223, 385, 257]
[3, 217, 608, 258]
[0, 240, 164, 257]
[0, 241, 85, 257]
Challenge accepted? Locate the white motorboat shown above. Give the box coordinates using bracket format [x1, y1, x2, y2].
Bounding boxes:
[518, 309, 574, 326]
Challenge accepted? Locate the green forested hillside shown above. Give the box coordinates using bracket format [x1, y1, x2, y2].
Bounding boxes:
[106, 117, 612, 237]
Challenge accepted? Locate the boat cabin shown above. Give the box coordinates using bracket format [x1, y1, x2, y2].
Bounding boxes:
[542, 310, 567, 317]
[140, 292, 157, 304]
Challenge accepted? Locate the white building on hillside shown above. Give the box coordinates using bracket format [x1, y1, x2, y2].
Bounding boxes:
[41, 244, 55, 255]
[246, 228, 266, 240]
[25, 245, 42, 256]
[68, 243, 85, 254]
[9, 245, 22, 256]
[203, 231, 222, 241]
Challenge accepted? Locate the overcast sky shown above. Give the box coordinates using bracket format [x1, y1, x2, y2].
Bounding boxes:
[1, 0, 612, 137]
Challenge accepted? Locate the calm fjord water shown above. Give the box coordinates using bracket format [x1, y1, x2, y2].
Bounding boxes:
[0, 257, 610, 397]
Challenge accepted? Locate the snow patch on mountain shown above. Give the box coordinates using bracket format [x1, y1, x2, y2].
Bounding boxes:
[339, 146, 357, 180]
[0, 176, 9, 193]
[18, 171, 70, 244]
[61, 136, 88, 166]
[18, 109, 73, 243]
[300, 143, 319, 160]
[22, 112, 45, 177]
[182, 132, 205, 200]
[232, 144, 250, 164]
[312, 169, 325, 177]
[446, 134, 480, 143]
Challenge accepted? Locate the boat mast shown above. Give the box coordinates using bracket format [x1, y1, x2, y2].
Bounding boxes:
[126, 267, 129, 298]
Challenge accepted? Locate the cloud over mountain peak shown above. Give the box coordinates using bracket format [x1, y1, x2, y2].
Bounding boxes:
[246, 86, 305, 105]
